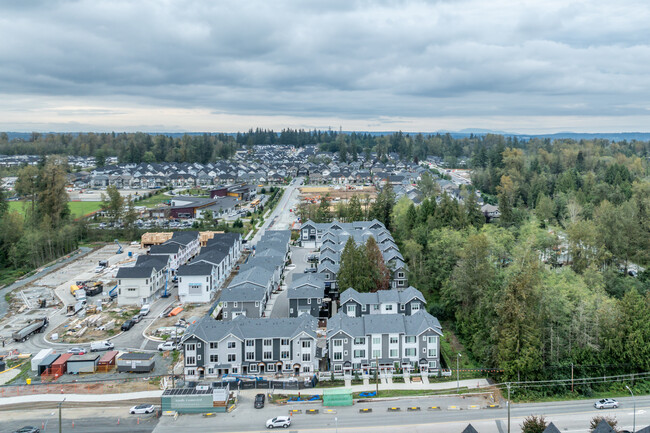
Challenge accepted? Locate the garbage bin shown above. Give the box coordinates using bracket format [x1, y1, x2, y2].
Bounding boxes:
[0, 360, 5, 372]
[26, 378, 31, 385]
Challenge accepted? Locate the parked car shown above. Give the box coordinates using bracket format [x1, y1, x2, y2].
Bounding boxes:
[140, 304, 151, 316]
[67, 347, 85, 355]
[121, 320, 135, 331]
[266, 416, 291, 429]
[157, 341, 178, 351]
[254, 393, 265, 409]
[594, 398, 619, 409]
[90, 340, 114, 352]
[303, 267, 317, 273]
[129, 404, 155, 414]
[131, 314, 142, 323]
[94, 266, 104, 273]
[13, 427, 40, 433]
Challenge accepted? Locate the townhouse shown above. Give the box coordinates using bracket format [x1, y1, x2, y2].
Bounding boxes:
[288, 273, 326, 318]
[177, 263, 219, 304]
[327, 310, 443, 374]
[339, 287, 426, 317]
[181, 315, 320, 378]
[115, 255, 168, 306]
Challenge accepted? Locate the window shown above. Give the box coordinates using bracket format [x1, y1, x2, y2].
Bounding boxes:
[281, 351, 290, 359]
[373, 304, 380, 310]
[209, 342, 218, 349]
[263, 339, 272, 346]
[228, 342, 236, 349]
[428, 348, 438, 357]
[249, 364, 258, 373]
[228, 354, 236, 362]
[246, 339, 255, 347]
[333, 352, 343, 361]
[428, 336, 438, 345]
[185, 343, 196, 351]
[389, 349, 398, 358]
[186, 369, 195, 376]
[353, 337, 366, 345]
[307, 298, 311, 304]
[347, 304, 356, 313]
[255, 301, 259, 307]
[385, 304, 393, 311]
[353, 350, 365, 358]
[301, 341, 311, 348]
[246, 352, 255, 361]
[302, 353, 311, 362]
[186, 356, 196, 365]
[372, 337, 381, 345]
[411, 303, 420, 312]
[398, 272, 405, 278]
[362, 305, 367, 312]
[389, 336, 398, 344]
[263, 351, 273, 360]
[223, 312, 228, 318]
[267, 364, 275, 372]
[333, 339, 343, 347]
[210, 354, 218, 363]
[233, 302, 238, 307]
[334, 364, 342, 372]
[372, 350, 381, 359]
[405, 348, 416, 357]
[428, 361, 437, 369]
[197, 354, 201, 361]
[281, 339, 289, 346]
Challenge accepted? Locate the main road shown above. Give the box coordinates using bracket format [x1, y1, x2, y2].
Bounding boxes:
[152, 395, 650, 433]
[250, 177, 303, 245]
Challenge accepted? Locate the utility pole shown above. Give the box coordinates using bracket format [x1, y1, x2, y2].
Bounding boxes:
[506, 383, 511, 433]
[456, 353, 461, 394]
[58, 397, 66, 433]
[375, 353, 379, 396]
[570, 363, 574, 393]
[626, 385, 636, 433]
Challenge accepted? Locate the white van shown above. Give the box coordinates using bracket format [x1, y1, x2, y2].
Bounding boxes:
[90, 340, 114, 352]
[140, 304, 151, 316]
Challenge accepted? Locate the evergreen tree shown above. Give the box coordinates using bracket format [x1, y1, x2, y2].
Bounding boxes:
[365, 237, 390, 291]
[346, 195, 363, 222]
[101, 185, 124, 225]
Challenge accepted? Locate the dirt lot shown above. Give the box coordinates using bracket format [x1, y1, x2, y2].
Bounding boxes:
[299, 186, 377, 207]
[50, 304, 142, 344]
[146, 302, 212, 340]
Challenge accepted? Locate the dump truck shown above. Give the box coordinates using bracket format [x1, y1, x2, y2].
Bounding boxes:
[12, 317, 49, 342]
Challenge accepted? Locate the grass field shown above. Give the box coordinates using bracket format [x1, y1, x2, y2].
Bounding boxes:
[133, 193, 171, 207]
[8, 201, 103, 219]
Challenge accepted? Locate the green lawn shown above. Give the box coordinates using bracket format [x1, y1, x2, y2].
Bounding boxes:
[8, 201, 103, 219]
[133, 193, 171, 207]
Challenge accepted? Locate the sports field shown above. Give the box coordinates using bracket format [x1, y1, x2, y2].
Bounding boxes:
[8, 201, 103, 219]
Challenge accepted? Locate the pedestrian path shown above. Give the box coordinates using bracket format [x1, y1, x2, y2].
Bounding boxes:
[0, 390, 164, 406]
[268, 378, 490, 395]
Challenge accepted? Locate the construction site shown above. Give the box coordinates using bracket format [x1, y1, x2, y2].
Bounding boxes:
[298, 185, 377, 210]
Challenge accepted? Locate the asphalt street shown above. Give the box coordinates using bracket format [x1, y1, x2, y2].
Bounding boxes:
[151, 395, 650, 433]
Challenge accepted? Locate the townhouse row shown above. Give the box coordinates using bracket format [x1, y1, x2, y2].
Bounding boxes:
[115, 231, 242, 306]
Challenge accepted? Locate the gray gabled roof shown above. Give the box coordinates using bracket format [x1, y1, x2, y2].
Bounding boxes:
[327, 310, 442, 338]
[461, 425, 479, 433]
[116, 266, 156, 279]
[340, 287, 425, 306]
[135, 255, 169, 269]
[291, 272, 327, 289]
[288, 284, 324, 300]
[228, 267, 272, 289]
[219, 285, 266, 303]
[177, 263, 213, 276]
[592, 419, 616, 433]
[183, 314, 318, 343]
[542, 423, 561, 433]
[194, 249, 229, 266]
[149, 243, 181, 255]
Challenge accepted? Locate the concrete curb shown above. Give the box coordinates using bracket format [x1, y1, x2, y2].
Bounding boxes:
[0, 390, 164, 406]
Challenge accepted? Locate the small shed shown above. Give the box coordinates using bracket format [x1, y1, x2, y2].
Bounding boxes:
[97, 351, 119, 372]
[322, 388, 353, 406]
[46, 353, 73, 377]
[66, 353, 100, 374]
[31, 348, 53, 372]
[38, 354, 61, 375]
[117, 352, 155, 373]
[161, 385, 229, 414]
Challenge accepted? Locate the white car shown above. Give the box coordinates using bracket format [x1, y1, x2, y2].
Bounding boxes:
[130, 404, 155, 414]
[157, 341, 178, 351]
[594, 398, 619, 409]
[266, 416, 291, 429]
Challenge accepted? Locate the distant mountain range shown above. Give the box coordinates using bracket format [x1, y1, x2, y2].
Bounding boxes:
[5, 131, 650, 142]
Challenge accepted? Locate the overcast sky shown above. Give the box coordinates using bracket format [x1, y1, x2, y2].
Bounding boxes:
[1, 0, 649, 133]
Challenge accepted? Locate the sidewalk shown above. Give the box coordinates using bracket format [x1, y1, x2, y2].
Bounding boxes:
[0, 390, 163, 406]
[259, 378, 490, 396]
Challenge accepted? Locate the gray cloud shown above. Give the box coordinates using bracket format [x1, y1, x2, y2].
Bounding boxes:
[0, 0, 649, 131]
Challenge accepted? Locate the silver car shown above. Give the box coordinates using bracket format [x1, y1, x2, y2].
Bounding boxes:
[594, 398, 619, 409]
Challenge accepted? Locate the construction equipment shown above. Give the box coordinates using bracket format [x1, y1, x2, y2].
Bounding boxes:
[108, 284, 118, 299]
[115, 239, 123, 254]
[12, 317, 48, 342]
[161, 268, 171, 298]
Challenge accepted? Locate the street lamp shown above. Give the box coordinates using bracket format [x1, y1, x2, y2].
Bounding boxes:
[58, 398, 66, 433]
[626, 385, 636, 433]
[335, 416, 338, 433]
[456, 353, 461, 394]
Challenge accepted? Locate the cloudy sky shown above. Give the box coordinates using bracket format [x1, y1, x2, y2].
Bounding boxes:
[1, 0, 649, 133]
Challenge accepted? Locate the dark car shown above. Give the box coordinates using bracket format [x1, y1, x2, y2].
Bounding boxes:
[303, 267, 317, 273]
[254, 393, 265, 409]
[13, 427, 40, 433]
[121, 320, 135, 331]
